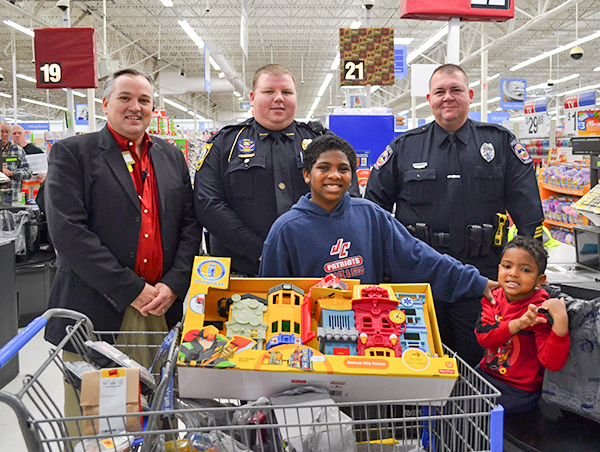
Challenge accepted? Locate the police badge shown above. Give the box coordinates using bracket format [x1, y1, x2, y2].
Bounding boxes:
[302, 139, 312, 150]
[480, 143, 495, 162]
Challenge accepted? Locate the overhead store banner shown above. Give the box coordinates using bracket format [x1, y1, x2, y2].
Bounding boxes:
[523, 99, 548, 139]
[339, 28, 395, 86]
[564, 91, 596, 135]
[240, 0, 249, 59]
[34, 28, 98, 89]
[400, 0, 514, 22]
[500, 78, 526, 110]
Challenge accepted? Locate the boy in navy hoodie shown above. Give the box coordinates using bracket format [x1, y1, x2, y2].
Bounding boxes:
[259, 135, 497, 306]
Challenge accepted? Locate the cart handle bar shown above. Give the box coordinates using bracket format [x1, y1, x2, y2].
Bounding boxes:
[0, 308, 93, 369]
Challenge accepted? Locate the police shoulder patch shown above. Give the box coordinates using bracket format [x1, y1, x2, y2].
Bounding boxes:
[196, 143, 213, 171]
[510, 139, 532, 164]
[373, 146, 393, 170]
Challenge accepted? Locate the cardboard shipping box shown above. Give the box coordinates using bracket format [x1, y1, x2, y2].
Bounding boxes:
[178, 257, 458, 403]
[80, 367, 142, 435]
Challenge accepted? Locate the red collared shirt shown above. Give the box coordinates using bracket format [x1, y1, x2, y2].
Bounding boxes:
[107, 124, 163, 284]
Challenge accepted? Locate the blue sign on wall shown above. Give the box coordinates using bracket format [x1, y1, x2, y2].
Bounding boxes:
[19, 122, 50, 131]
[394, 45, 407, 80]
[500, 78, 526, 110]
[487, 112, 510, 125]
[468, 112, 481, 122]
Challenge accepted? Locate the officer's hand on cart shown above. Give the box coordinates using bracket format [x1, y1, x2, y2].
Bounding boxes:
[131, 283, 159, 317]
[483, 279, 500, 305]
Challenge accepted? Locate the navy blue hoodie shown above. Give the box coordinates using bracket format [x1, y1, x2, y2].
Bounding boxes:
[259, 193, 487, 304]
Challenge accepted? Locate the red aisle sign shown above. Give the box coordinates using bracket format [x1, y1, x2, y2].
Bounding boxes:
[400, 0, 514, 22]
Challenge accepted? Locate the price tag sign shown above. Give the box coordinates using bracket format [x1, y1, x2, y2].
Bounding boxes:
[564, 91, 596, 135]
[523, 99, 548, 139]
[339, 28, 394, 86]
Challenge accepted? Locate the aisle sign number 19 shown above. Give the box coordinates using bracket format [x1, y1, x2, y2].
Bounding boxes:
[344, 60, 365, 81]
[39, 63, 63, 84]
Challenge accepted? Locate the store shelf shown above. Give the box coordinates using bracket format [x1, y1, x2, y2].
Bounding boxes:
[543, 219, 576, 230]
[539, 182, 589, 197]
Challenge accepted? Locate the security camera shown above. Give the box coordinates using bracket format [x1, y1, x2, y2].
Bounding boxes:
[180, 68, 185, 76]
[0, 73, 4, 82]
[363, 0, 375, 10]
[570, 46, 583, 60]
[547, 79, 554, 86]
[56, 0, 70, 11]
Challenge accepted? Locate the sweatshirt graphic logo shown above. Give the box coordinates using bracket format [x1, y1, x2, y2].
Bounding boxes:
[330, 238, 351, 258]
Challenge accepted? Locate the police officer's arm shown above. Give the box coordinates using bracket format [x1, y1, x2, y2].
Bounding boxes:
[364, 145, 399, 212]
[194, 135, 264, 262]
[503, 137, 544, 238]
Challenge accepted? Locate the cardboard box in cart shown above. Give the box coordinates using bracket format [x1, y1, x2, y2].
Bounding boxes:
[177, 257, 458, 403]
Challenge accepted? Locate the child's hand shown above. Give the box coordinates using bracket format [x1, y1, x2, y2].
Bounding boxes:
[509, 304, 547, 334]
[540, 297, 569, 336]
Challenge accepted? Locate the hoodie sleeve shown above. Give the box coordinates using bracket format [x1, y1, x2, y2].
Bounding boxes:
[258, 220, 293, 277]
[383, 213, 487, 303]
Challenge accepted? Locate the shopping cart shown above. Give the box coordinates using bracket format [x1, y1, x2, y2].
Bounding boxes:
[0, 308, 503, 452]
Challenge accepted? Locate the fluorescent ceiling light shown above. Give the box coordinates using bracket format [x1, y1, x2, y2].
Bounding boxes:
[527, 73, 579, 91]
[209, 56, 221, 71]
[331, 52, 340, 71]
[305, 110, 314, 121]
[0, 93, 12, 99]
[218, 72, 226, 78]
[469, 73, 500, 88]
[350, 21, 361, 29]
[196, 114, 209, 121]
[558, 83, 600, 97]
[310, 96, 321, 112]
[470, 102, 482, 109]
[510, 30, 600, 71]
[62, 88, 87, 98]
[488, 96, 501, 103]
[317, 73, 334, 97]
[415, 101, 429, 110]
[22, 98, 68, 111]
[233, 91, 241, 97]
[163, 97, 189, 112]
[407, 26, 448, 64]
[594, 66, 600, 72]
[3, 19, 34, 37]
[97, 115, 107, 121]
[17, 73, 36, 83]
[370, 85, 380, 94]
[178, 19, 204, 50]
[95, 98, 102, 104]
[159, 0, 173, 6]
[394, 38, 414, 45]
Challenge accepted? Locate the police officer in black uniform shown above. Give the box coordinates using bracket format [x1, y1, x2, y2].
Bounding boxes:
[194, 64, 358, 275]
[365, 64, 544, 367]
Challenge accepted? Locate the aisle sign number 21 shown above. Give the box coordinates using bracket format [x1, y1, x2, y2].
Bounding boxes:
[38, 63, 63, 84]
[344, 60, 365, 81]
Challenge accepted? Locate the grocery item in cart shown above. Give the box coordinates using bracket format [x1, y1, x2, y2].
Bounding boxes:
[73, 435, 135, 452]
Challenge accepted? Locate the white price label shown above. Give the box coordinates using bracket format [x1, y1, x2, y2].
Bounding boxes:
[564, 108, 582, 135]
[523, 112, 549, 139]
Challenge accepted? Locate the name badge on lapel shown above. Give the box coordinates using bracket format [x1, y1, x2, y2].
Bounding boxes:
[121, 151, 135, 172]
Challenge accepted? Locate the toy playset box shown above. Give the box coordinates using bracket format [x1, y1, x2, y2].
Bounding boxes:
[177, 257, 459, 403]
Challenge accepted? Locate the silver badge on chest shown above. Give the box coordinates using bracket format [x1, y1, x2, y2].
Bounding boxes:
[480, 143, 495, 162]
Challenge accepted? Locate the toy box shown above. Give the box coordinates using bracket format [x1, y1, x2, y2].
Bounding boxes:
[177, 257, 458, 403]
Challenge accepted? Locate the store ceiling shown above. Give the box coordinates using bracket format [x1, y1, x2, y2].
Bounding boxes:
[1, 0, 599, 127]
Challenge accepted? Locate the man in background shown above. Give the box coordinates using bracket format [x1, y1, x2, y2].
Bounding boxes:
[0, 120, 32, 200]
[11, 124, 45, 155]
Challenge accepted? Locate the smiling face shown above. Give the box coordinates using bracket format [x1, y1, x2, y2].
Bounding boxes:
[102, 74, 153, 145]
[498, 247, 546, 302]
[427, 70, 473, 133]
[250, 73, 297, 131]
[303, 149, 352, 212]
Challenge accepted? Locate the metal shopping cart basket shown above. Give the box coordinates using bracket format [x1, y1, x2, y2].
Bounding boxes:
[0, 308, 503, 452]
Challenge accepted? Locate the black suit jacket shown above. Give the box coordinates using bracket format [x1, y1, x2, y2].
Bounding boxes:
[44, 127, 201, 345]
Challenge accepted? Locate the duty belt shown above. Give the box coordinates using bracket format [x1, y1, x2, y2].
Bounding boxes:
[407, 222, 497, 257]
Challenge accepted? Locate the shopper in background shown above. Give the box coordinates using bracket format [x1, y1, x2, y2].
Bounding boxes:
[11, 124, 44, 155]
[0, 120, 33, 200]
[44, 68, 201, 349]
[475, 236, 569, 413]
[365, 63, 544, 367]
[194, 63, 358, 276]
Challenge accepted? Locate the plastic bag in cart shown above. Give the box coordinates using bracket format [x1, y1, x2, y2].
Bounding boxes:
[0, 209, 33, 255]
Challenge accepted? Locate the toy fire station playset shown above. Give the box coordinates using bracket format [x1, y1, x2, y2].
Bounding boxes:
[177, 257, 459, 403]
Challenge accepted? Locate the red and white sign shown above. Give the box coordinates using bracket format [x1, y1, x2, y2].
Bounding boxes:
[400, 0, 514, 22]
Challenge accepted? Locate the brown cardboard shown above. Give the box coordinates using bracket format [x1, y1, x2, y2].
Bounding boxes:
[80, 367, 142, 435]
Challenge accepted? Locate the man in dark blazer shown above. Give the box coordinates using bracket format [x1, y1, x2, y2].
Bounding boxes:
[44, 68, 201, 348]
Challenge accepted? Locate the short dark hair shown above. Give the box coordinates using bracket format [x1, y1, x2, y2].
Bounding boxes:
[502, 235, 548, 275]
[429, 63, 469, 90]
[252, 64, 296, 91]
[302, 135, 357, 174]
[103, 68, 155, 100]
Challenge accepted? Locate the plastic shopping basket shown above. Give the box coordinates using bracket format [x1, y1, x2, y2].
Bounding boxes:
[0, 308, 503, 452]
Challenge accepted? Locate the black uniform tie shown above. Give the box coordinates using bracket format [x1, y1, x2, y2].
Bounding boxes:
[447, 134, 465, 254]
[271, 132, 294, 216]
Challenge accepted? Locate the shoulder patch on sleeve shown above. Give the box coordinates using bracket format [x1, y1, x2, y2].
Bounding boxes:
[196, 143, 213, 171]
[373, 145, 393, 170]
[510, 139, 532, 164]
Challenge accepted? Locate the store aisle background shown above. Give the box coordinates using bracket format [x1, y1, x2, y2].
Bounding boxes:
[0, 327, 62, 452]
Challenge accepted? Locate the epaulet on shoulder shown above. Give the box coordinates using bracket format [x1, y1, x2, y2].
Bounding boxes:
[219, 119, 252, 133]
[395, 124, 429, 141]
[474, 121, 509, 133]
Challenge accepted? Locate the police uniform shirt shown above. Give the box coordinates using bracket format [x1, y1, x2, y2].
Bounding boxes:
[194, 117, 359, 275]
[365, 119, 543, 279]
